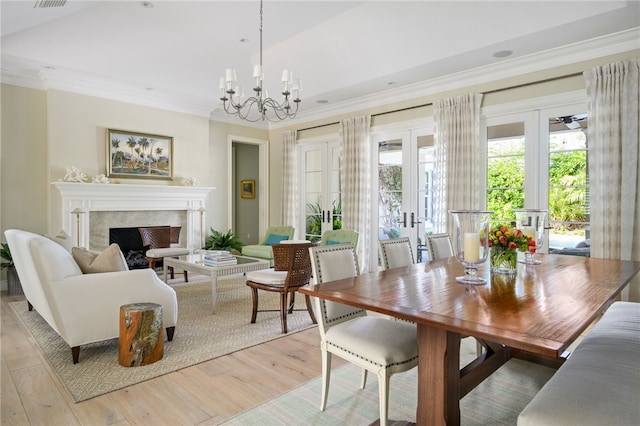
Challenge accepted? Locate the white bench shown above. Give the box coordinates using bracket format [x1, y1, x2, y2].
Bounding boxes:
[518, 301, 640, 426]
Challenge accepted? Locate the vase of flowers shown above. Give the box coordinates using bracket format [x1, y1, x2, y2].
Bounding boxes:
[488, 225, 531, 274]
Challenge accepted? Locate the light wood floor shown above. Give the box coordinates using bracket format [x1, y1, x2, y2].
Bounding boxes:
[1, 291, 346, 426]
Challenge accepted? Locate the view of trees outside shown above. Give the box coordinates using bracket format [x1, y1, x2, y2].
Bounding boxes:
[378, 147, 403, 240]
[375, 121, 589, 251]
[487, 123, 589, 250]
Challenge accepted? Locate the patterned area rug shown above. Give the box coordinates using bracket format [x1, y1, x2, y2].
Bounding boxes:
[222, 338, 557, 425]
[10, 274, 316, 402]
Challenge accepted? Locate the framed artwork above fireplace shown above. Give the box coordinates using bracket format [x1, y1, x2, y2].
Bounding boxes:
[107, 128, 173, 180]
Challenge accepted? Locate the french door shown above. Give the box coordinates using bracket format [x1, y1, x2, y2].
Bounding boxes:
[481, 100, 589, 253]
[371, 125, 435, 268]
[299, 140, 342, 242]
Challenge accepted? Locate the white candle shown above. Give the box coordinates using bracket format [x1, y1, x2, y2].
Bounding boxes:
[463, 232, 480, 262]
[522, 226, 535, 239]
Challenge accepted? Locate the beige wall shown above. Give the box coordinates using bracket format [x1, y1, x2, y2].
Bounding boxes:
[1, 85, 49, 235]
[0, 85, 267, 244]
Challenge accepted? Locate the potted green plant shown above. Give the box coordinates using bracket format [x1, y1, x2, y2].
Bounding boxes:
[1, 242, 23, 296]
[204, 229, 244, 254]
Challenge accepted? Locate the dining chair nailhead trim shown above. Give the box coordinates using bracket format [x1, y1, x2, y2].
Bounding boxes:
[327, 341, 418, 368]
[321, 301, 364, 324]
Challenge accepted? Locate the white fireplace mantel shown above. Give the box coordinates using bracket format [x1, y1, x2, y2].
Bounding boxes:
[52, 182, 214, 251]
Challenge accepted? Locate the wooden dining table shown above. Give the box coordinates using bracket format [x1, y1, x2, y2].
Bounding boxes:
[299, 254, 640, 426]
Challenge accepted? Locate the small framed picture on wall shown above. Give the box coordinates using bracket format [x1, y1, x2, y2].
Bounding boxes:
[240, 180, 255, 199]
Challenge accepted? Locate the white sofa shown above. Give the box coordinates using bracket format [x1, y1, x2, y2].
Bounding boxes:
[518, 301, 640, 425]
[5, 229, 178, 364]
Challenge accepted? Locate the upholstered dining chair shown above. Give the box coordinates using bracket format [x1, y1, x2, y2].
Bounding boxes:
[378, 237, 414, 270]
[425, 232, 482, 355]
[425, 232, 454, 260]
[308, 244, 418, 426]
[139, 226, 190, 281]
[245, 242, 316, 334]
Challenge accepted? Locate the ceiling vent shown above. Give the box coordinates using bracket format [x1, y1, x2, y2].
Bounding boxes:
[34, 0, 67, 8]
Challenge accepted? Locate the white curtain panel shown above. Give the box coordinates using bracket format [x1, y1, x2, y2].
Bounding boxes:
[339, 116, 371, 272]
[584, 57, 639, 300]
[280, 130, 298, 228]
[433, 93, 484, 237]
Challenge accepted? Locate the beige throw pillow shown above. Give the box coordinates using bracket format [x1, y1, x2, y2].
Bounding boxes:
[72, 244, 129, 274]
[44, 229, 75, 252]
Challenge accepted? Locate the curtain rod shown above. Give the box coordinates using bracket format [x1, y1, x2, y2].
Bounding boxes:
[297, 71, 584, 133]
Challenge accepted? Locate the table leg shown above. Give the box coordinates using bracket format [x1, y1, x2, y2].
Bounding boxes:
[210, 272, 218, 313]
[163, 263, 169, 283]
[416, 324, 461, 426]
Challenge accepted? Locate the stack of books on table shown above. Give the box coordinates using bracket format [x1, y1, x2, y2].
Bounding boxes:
[201, 250, 237, 267]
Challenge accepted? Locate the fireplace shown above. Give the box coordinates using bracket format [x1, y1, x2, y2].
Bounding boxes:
[52, 182, 214, 251]
[109, 227, 149, 269]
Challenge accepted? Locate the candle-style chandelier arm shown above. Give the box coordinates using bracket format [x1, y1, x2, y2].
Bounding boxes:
[220, 93, 265, 123]
[217, 0, 301, 122]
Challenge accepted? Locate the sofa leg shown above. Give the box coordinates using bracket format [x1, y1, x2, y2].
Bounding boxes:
[71, 346, 80, 364]
[166, 326, 175, 341]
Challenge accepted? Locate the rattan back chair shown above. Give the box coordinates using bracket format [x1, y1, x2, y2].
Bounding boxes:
[138, 226, 188, 281]
[245, 242, 316, 334]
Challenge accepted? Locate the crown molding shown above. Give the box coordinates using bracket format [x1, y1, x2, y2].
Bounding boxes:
[268, 27, 640, 130]
[2, 28, 638, 127]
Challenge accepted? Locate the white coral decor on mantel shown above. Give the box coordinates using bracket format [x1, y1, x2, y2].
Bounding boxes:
[92, 174, 110, 184]
[61, 166, 88, 183]
[184, 176, 199, 186]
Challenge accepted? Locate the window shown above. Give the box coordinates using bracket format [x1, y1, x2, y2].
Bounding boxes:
[482, 99, 591, 256]
[486, 122, 525, 221]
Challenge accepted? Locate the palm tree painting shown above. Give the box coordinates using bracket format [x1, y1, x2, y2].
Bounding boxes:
[107, 129, 173, 180]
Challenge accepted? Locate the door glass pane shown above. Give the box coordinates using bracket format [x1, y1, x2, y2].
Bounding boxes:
[302, 144, 341, 242]
[416, 135, 434, 262]
[304, 149, 323, 241]
[330, 145, 342, 230]
[487, 122, 525, 223]
[548, 114, 589, 253]
[378, 139, 403, 240]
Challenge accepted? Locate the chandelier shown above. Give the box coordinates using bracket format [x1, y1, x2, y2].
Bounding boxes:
[219, 0, 301, 122]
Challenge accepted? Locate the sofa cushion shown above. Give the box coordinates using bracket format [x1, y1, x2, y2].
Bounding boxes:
[242, 244, 274, 260]
[72, 244, 128, 274]
[264, 234, 289, 245]
[32, 236, 83, 282]
[45, 229, 74, 252]
[518, 302, 640, 426]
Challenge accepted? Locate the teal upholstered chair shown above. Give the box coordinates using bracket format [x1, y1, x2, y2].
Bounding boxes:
[319, 229, 359, 249]
[241, 226, 295, 266]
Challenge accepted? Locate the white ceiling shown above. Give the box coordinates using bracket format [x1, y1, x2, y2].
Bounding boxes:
[2, 1, 639, 126]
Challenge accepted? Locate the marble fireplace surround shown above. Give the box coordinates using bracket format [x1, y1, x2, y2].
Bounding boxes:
[52, 182, 214, 252]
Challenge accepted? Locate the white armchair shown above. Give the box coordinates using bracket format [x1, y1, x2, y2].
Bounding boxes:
[5, 229, 178, 364]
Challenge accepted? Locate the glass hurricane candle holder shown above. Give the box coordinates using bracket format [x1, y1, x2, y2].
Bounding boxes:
[449, 210, 493, 285]
[514, 209, 547, 265]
